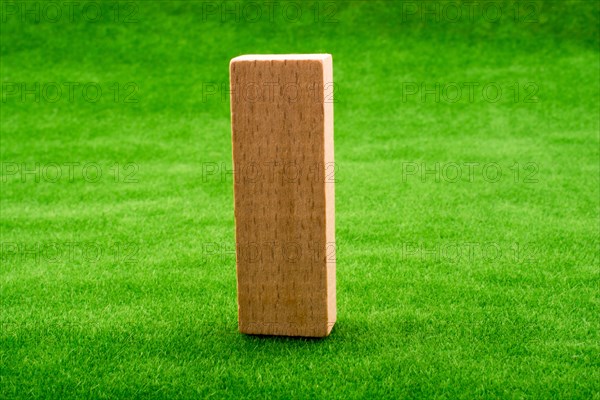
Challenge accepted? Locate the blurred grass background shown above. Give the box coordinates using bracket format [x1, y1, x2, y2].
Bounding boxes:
[1, 0, 599, 398]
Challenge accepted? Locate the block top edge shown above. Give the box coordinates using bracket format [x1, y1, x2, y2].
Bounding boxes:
[231, 54, 331, 63]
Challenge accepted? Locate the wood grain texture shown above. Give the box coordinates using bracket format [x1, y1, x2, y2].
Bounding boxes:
[230, 54, 335, 337]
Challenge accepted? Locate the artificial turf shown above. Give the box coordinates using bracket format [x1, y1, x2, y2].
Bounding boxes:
[1, 1, 599, 398]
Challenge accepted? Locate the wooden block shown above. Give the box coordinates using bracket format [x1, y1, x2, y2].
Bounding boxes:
[229, 54, 335, 337]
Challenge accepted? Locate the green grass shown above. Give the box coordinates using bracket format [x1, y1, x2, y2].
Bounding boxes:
[1, 0, 599, 398]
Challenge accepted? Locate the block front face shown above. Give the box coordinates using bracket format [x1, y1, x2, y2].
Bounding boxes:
[230, 54, 335, 337]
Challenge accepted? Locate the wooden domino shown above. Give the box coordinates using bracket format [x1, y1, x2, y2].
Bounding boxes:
[230, 54, 336, 337]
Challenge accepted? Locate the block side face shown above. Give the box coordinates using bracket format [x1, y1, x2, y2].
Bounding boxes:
[230, 57, 331, 337]
[322, 56, 336, 328]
